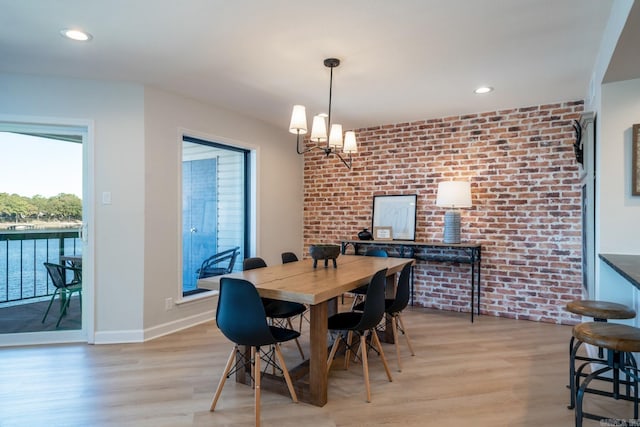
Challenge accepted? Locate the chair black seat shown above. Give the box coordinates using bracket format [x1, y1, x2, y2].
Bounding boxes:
[269, 325, 301, 343]
[327, 311, 364, 331]
[264, 299, 306, 318]
[353, 298, 395, 313]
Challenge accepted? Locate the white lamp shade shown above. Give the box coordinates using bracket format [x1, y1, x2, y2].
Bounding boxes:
[310, 115, 327, 142]
[289, 105, 307, 134]
[436, 181, 472, 208]
[328, 124, 343, 148]
[343, 131, 357, 153]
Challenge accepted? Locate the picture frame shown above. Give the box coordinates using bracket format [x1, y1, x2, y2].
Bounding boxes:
[373, 226, 393, 241]
[372, 194, 417, 241]
[633, 124, 640, 196]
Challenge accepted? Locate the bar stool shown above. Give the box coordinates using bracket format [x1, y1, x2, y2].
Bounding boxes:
[566, 300, 636, 358]
[565, 300, 636, 411]
[570, 322, 640, 426]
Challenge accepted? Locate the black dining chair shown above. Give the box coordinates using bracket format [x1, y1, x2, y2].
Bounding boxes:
[243, 257, 306, 359]
[42, 262, 83, 328]
[327, 268, 393, 402]
[355, 262, 415, 371]
[210, 277, 298, 426]
[350, 248, 388, 309]
[281, 252, 298, 264]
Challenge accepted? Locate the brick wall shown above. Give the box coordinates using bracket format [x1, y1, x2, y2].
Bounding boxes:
[303, 100, 585, 324]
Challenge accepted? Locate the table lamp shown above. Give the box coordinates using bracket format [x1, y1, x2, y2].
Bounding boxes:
[436, 181, 472, 244]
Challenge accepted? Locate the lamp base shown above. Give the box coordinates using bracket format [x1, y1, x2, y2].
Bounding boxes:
[442, 210, 461, 244]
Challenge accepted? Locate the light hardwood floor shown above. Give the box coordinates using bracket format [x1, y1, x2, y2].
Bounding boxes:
[0, 305, 636, 426]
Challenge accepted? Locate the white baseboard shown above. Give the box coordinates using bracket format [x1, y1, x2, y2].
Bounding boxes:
[0, 330, 86, 347]
[143, 310, 215, 341]
[92, 310, 216, 344]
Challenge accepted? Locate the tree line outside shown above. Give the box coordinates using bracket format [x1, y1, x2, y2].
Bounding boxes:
[0, 192, 82, 226]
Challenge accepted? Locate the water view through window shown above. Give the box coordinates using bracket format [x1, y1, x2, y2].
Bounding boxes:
[0, 131, 83, 333]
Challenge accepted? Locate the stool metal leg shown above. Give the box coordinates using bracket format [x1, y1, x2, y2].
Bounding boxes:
[576, 365, 611, 427]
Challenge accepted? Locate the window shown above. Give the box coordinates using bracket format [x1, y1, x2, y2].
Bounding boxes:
[181, 136, 249, 296]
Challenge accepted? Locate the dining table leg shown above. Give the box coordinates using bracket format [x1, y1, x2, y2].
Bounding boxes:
[309, 300, 329, 407]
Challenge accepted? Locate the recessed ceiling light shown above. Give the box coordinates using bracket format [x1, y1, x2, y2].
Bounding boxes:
[474, 86, 493, 94]
[60, 28, 93, 42]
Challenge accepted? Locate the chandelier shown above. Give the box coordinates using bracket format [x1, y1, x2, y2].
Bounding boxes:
[288, 58, 357, 169]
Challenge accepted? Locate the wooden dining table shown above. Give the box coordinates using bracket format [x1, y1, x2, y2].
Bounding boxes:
[208, 254, 414, 407]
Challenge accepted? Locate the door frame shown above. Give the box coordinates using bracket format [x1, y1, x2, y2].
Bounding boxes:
[0, 114, 94, 346]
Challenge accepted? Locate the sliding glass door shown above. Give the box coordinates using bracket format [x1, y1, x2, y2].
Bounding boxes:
[0, 123, 87, 339]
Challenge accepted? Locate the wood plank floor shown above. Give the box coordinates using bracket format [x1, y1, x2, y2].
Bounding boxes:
[0, 304, 636, 426]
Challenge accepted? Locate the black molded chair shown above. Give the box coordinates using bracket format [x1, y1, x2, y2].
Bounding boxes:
[42, 262, 82, 328]
[243, 257, 306, 359]
[281, 252, 298, 264]
[210, 277, 298, 426]
[196, 246, 240, 279]
[350, 248, 388, 309]
[327, 268, 393, 402]
[355, 262, 415, 371]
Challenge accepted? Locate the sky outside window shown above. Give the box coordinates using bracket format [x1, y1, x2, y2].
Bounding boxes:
[0, 132, 82, 198]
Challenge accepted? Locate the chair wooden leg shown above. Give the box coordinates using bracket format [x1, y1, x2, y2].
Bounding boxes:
[254, 346, 261, 427]
[397, 313, 415, 356]
[371, 328, 393, 383]
[391, 315, 402, 372]
[361, 334, 371, 403]
[274, 344, 298, 403]
[286, 318, 305, 360]
[210, 346, 237, 411]
[327, 334, 341, 373]
[344, 330, 354, 370]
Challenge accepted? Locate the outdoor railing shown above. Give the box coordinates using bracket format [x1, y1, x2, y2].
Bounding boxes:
[0, 228, 81, 304]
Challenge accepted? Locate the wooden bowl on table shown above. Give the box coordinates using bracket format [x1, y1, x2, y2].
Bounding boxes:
[309, 244, 340, 268]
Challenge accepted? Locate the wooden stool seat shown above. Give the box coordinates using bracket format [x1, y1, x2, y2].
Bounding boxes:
[573, 322, 640, 353]
[566, 300, 635, 320]
[569, 321, 640, 425]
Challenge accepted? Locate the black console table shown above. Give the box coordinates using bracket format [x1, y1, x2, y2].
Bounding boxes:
[341, 240, 482, 322]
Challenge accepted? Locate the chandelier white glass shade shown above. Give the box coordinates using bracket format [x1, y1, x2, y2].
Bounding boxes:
[436, 181, 472, 244]
[289, 58, 357, 169]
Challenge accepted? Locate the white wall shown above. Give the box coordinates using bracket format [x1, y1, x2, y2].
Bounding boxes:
[0, 73, 304, 343]
[596, 78, 640, 318]
[0, 73, 146, 340]
[142, 87, 303, 336]
[584, 0, 640, 323]
[599, 79, 640, 254]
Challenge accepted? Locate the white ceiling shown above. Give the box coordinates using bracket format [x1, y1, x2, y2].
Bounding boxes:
[0, 0, 629, 131]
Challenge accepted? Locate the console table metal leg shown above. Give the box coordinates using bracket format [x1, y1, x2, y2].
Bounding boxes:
[476, 259, 481, 319]
[471, 262, 475, 323]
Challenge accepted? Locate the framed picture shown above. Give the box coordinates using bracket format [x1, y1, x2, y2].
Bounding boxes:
[373, 226, 393, 241]
[633, 124, 640, 196]
[372, 194, 417, 241]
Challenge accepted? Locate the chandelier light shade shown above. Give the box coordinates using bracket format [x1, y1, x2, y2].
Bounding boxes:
[343, 131, 357, 153]
[289, 105, 308, 134]
[436, 181, 472, 244]
[310, 115, 327, 142]
[289, 57, 357, 169]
